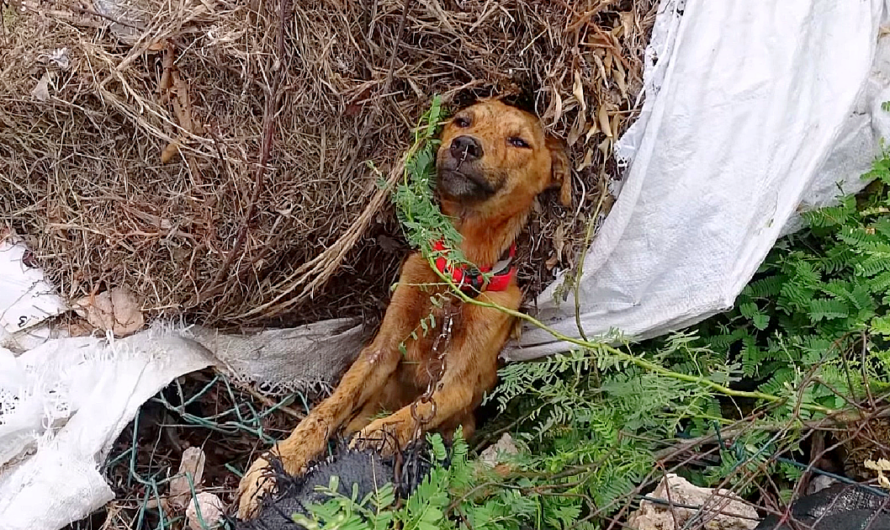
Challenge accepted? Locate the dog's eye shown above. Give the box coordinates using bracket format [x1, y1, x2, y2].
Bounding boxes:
[454, 116, 470, 128]
[509, 137, 530, 148]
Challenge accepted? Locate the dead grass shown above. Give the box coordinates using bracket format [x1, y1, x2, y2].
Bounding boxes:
[0, 0, 657, 328]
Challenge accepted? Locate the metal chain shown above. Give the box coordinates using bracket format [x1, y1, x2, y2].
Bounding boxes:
[410, 298, 456, 442]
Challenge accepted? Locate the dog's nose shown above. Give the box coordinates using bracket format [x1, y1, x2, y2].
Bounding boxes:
[450, 136, 483, 161]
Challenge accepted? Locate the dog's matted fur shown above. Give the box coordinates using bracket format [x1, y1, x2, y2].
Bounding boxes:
[237, 99, 570, 519]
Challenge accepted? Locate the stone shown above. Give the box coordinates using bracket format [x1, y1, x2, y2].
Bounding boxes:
[628, 474, 759, 530]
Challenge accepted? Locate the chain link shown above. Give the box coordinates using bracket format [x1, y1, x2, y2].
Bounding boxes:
[410, 298, 456, 442]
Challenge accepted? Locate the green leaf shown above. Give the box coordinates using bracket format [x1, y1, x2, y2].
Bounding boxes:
[739, 302, 758, 319]
[743, 275, 785, 298]
[872, 315, 890, 336]
[429, 433, 448, 462]
[808, 298, 850, 322]
[752, 313, 770, 330]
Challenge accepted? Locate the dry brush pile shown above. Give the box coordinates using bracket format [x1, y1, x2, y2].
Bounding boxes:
[0, 0, 656, 327]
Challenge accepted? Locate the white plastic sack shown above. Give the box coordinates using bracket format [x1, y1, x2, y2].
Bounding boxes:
[0, 236, 66, 336]
[0, 319, 364, 530]
[503, 0, 890, 360]
[190, 319, 364, 393]
[0, 241, 362, 530]
[0, 330, 213, 530]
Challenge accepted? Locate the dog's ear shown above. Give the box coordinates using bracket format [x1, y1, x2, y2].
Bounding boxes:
[546, 135, 572, 207]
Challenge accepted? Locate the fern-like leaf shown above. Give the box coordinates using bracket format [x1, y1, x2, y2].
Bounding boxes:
[808, 298, 850, 322]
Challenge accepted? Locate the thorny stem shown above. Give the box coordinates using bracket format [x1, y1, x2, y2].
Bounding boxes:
[571, 179, 609, 387]
[572, 181, 608, 344]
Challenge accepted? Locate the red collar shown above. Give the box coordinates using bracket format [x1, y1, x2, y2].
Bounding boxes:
[432, 240, 517, 295]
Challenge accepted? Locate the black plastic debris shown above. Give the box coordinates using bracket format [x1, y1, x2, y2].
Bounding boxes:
[234, 439, 436, 530]
[755, 483, 890, 530]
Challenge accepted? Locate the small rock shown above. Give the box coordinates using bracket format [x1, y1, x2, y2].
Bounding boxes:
[628, 474, 759, 530]
[186, 492, 224, 530]
[480, 433, 519, 468]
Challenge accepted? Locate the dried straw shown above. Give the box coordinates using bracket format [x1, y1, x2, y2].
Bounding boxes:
[0, 0, 656, 327]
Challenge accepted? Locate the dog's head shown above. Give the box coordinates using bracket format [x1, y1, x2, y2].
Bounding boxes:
[436, 100, 571, 215]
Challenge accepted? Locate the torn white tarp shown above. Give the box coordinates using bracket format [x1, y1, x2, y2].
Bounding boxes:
[0, 313, 367, 530]
[0, 318, 367, 530]
[502, 0, 890, 360]
[0, 330, 213, 530]
[189, 319, 364, 394]
[0, 234, 362, 530]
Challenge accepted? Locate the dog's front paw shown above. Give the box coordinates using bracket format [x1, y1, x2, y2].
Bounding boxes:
[236, 456, 276, 520]
[238, 438, 324, 518]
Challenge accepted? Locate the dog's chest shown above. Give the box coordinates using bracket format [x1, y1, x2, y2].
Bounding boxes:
[397, 300, 465, 390]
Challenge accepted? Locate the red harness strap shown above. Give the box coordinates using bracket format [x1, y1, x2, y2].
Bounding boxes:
[432, 240, 517, 295]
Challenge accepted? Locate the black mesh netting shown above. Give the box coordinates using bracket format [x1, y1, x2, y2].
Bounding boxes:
[755, 483, 890, 530]
[234, 439, 438, 530]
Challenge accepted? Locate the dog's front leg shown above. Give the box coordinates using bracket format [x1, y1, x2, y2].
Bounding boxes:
[237, 347, 404, 518]
[350, 365, 483, 453]
[353, 290, 518, 453]
[237, 255, 430, 519]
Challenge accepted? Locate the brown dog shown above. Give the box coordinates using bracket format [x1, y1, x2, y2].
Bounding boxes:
[237, 99, 570, 518]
